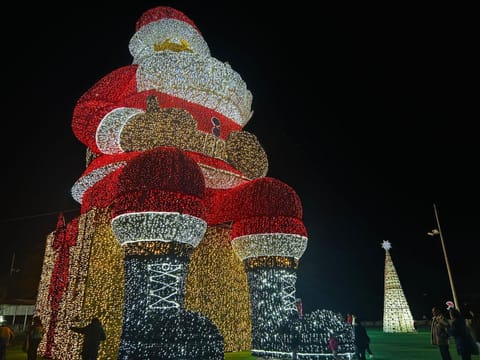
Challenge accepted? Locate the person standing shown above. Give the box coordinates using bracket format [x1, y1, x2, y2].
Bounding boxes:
[353, 316, 371, 360]
[449, 308, 478, 360]
[27, 316, 44, 360]
[70, 317, 106, 360]
[465, 309, 480, 344]
[0, 321, 14, 360]
[431, 306, 453, 360]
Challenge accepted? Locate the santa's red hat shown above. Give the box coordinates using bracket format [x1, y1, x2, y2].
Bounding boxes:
[129, 5, 210, 61]
[135, 6, 200, 34]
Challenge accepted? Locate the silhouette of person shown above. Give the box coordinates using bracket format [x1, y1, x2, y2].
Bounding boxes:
[353, 316, 371, 360]
[0, 321, 14, 360]
[431, 306, 452, 360]
[27, 316, 44, 360]
[464, 307, 480, 344]
[449, 308, 477, 360]
[70, 317, 106, 360]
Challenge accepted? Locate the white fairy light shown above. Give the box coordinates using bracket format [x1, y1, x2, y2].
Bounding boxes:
[136, 52, 252, 127]
[198, 164, 249, 189]
[281, 273, 298, 313]
[129, 19, 211, 63]
[120, 254, 224, 359]
[71, 161, 126, 203]
[382, 241, 415, 333]
[148, 263, 183, 309]
[96, 107, 144, 154]
[111, 212, 207, 246]
[381, 239, 392, 251]
[232, 233, 308, 260]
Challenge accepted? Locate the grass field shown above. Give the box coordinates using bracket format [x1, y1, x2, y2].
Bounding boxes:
[4, 327, 472, 360]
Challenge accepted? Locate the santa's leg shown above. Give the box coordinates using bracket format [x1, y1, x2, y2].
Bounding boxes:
[111, 147, 223, 359]
[230, 178, 308, 358]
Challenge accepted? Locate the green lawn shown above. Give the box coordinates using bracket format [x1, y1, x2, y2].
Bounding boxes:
[5, 327, 468, 360]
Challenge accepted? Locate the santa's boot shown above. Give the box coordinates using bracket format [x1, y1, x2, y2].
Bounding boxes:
[111, 146, 223, 359]
[230, 178, 308, 358]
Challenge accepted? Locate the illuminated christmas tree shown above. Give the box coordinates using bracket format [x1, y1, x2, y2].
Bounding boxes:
[34, 6, 355, 359]
[382, 240, 415, 333]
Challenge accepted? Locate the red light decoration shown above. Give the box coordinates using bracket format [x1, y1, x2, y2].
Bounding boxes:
[45, 214, 78, 357]
[80, 168, 122, 213]
[135, 6, 201, 33]
[72, 76, 243, 154]
[112, 190, 205, 219]
[117, 147, 205, 197]
[35, 5, 355, 357]
[232, 216, 307, 238]
[228, 177, 304, 221]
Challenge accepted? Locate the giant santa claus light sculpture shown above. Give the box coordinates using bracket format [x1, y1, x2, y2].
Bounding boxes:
[34, 6, 355, 359]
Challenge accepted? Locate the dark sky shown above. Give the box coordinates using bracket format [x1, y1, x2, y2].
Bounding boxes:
[1, 2, 478, 321]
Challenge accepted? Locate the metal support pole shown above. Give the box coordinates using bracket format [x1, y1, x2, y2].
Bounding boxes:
[433, 203, 460, 311]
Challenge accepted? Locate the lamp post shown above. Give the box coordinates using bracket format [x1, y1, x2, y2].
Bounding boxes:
[427, 203, 460, 311]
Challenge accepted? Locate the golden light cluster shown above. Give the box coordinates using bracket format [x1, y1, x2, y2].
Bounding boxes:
[118, 95, 268, 179]
[36, 210, 125, 360]
[123, 241, 194, 257]
[185, 225, 251, 351]
[81, 216, 125, 360]
[231, 233, 308, 260]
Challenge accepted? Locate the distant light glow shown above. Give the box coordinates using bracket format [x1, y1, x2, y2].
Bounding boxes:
[382, 240, 392, 251]
[383, 244, 415, 333]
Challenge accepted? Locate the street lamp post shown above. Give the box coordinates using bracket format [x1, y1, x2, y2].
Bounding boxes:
[427, 203, 460, 311]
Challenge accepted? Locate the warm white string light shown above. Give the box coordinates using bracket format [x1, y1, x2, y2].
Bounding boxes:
[112, 212, 207, 246]
[137, 52, 252, 127]
[71, 162, 126, 203]
[382, 241, 415, 333]
[96, 108, 144, 154]
[281, 273, 298, 313]
[232, 233, 308, 260]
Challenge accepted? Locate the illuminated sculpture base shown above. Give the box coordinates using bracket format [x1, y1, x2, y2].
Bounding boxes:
[119, 246, 224, 359]
[252, 309, 355, 359]
[244, 263, 355, 359]
[118, 308, 223, 359]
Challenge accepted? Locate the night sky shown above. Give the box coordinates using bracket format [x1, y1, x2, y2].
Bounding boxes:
[1, 2, 478, 321]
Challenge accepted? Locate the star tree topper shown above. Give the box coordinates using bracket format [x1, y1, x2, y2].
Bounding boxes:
[382, 240, 392, 251]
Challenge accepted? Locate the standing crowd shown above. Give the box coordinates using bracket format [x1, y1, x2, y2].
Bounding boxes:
[2, 306, 480, 359]
[431, 305, 480, 360]
[0, 315, 105, 360]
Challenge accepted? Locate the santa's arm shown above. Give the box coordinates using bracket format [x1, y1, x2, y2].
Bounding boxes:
[72, 65, 139, 153]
